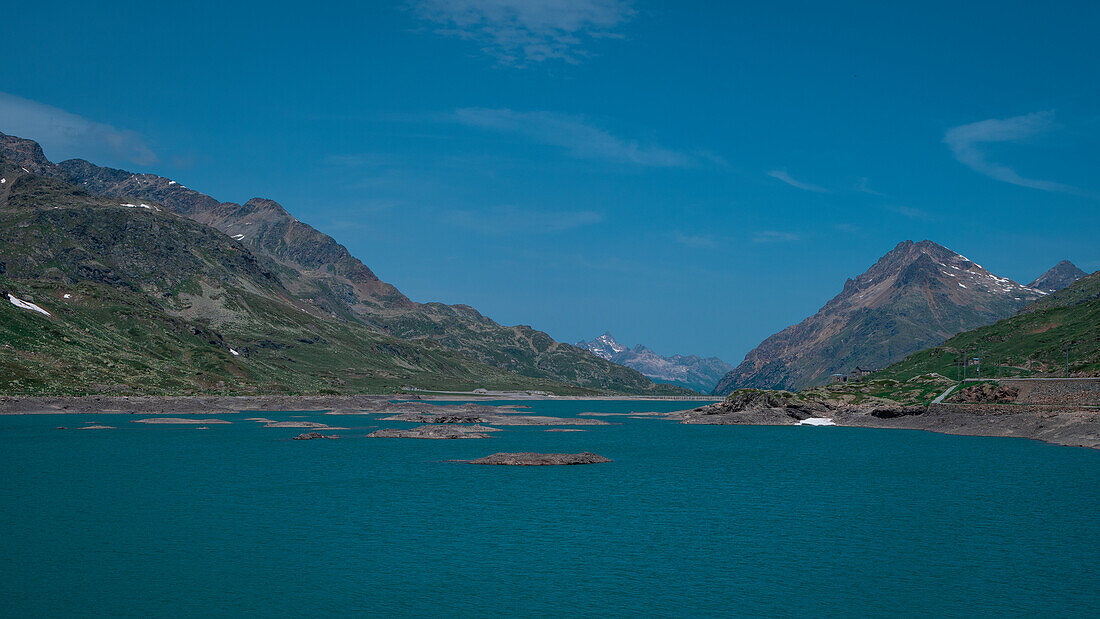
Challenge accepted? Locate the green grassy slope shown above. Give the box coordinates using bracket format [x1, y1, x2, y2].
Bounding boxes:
[0, 276, 592, 396]
[874, 271, 1100, 381]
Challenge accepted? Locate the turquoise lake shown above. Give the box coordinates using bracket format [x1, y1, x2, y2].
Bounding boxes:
[1, 399, 1097, 617]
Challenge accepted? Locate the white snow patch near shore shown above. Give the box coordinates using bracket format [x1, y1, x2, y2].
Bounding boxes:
[8, 293, 50, 316]
[798, 418, 835, 426]
[168, 180, 177, 185]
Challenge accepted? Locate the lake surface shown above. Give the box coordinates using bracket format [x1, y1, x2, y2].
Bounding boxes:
[1, 399, 1097, 617]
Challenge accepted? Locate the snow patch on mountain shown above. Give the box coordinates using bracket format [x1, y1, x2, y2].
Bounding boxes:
[8, 293, 50, 317]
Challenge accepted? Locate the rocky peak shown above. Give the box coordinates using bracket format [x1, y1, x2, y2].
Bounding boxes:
[241, 197, 293, 219]
[1027, 260, 1086, 293]
[0, 131, 56, 175]
[834, 239, 1041, 310]
[714, 240, 1047, 394]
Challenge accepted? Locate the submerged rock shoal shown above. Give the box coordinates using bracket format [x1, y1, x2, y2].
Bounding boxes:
[292, 432, 338, 440]
[368, 425, 494, 439]
[466, 452, 612, 466]
[131, 417, 231, 425]
[380, 412, 609, 426]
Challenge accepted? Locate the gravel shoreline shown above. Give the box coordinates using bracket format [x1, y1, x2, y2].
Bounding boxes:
[3, 394, 1096, 449]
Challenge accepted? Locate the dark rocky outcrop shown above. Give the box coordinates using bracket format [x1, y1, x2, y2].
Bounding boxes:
[676, 388, 831, 425]
[947, 383, 1019, 404]
[292, 432, 338, 440]
[868, 406, 926, 419]
[466, 452, 612, 465]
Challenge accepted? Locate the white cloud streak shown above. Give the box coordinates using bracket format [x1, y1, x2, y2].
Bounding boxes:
[0, 91, 157, 166]
[766, 169, 828, 193]
[413, 0, 634, 66]
[943, 112, 1078, 193]
[453, 107, 693, 167]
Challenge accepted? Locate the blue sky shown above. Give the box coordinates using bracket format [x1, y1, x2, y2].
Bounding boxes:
[2, 0, 1098, 363]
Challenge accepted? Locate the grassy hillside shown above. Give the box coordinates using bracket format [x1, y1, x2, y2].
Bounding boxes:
[874, 271, 1100, 381]
[0, 276, 592, 396]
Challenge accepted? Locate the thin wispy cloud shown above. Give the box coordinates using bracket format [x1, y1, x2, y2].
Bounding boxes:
[885, 204, 932, 220]
[752, 230, 801, 244]
[413, 0, 634, 66]
[766, 169, 828, 193]
[854, 176, 885, 196]
[943, 112, 1079, 194]
[673, 232, 717, 248]
[0, 91, 157, 166]
[453, 108, 693, 167]
[323, 153, 396, 168]
[446, 205, 603, 233]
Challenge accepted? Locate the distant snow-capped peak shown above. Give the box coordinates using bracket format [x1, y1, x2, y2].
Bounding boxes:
[577, 332, 627, 360]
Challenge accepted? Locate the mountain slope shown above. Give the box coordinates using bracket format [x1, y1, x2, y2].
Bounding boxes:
[0, 131, 683, 395]
[0, 158, 592, 396]
[577, 333, 732, 392]
[1027, 260, 1086, 293]
[876, 269, 1100, 380]
[714, 240, 1046, 394]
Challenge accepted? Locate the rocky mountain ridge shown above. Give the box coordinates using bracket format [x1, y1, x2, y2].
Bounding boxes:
[1027, 259, 1086, 293]
[0, 131, 684, 395]
[714, 240, 1049, 394]
[0, 157, 591, 395]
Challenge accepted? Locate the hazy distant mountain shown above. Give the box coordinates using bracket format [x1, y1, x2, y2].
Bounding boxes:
[0, 131, 687, 395]
[577, 333, 733, 393]
[713, 240, 1047, 394]
[1027, 260, 1086, 293]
